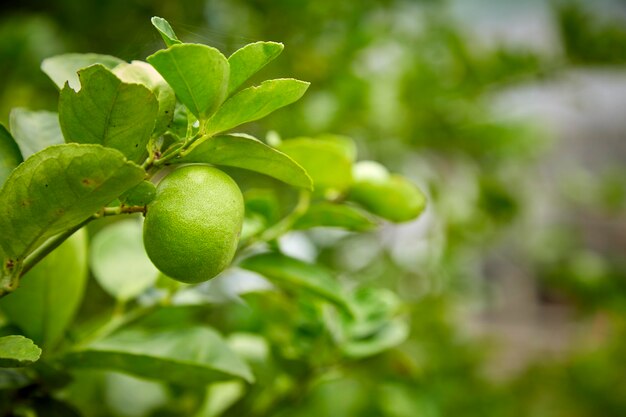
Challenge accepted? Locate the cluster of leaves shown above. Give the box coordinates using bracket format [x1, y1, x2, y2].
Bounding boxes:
[0, 17, 426, 415]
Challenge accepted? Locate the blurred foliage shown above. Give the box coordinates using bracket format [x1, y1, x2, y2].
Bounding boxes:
[1, 0, 626, 416]
[558, 1, 626, 64]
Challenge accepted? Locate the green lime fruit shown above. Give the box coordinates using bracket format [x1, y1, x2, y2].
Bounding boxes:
[348, 161, 426, 223]
[143, 165, 244, 283]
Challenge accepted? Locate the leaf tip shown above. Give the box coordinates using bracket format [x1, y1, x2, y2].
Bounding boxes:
[268, 41, 284, 51]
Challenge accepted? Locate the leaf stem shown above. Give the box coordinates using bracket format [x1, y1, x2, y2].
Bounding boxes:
[95, 205, 147, 217]
[0, 204, 149, 298]
[19, 217, 92, 279]
[152, 132, 208, 167]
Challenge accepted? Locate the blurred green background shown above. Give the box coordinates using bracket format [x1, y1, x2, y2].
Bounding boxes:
[2, 0, 626, 415]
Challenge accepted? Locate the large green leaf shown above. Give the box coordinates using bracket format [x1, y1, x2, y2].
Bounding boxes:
[239, 252, 351, 314]
[348, 161, 426, 223]
[147, 44, 229, 120]
[0, 231, 87, 349]
[205, 79, 309, 136]
[41, 53, 124, 90]
[151, 16, 182, 47]
[227, 42, 284, 95]
[63, 326, 253, 385]
[113, 60, 176, 136]
[90, 219, 159, 301]
[178, 134, 312, 189]
[0, 144, 145, 265]
[0, 335, 42, 367]
[294, 202, 376, 231]
[0, 125, 22, 188]
[278, 137, 353, 198]
[59, 65, 159, 163]
[9, 108, 64, 158]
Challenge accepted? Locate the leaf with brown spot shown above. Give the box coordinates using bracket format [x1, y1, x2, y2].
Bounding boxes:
[0, 144, 144, 271]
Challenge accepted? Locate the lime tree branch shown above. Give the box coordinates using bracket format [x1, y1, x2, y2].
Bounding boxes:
[0, 204, 149, 298]
[21, 205, 146, 278]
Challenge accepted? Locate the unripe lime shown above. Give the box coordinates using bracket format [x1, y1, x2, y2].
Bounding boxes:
[143, 165, 244, 283]
[349, 161, 426, 223]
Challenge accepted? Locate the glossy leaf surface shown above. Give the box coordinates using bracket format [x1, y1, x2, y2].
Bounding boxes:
[227, 41, 284, 94]
[179, 134, 312, 189]
[63, 326, 254, 385]
[206, 79, 309, 136]
[148, 44, 229, 120]
[240, 252, 351, 314]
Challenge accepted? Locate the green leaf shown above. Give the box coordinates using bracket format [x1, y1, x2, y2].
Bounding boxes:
[315, 134, 357, 162]
[196, 380, 245, 417]
[41, 53, 124, 90]
[0, 144, 145, 265]
[239, 252, 351, 314]
[337, 288, 408, 358]
[341, 320, 409, 359]
[227, 41, 284, 95]
[151, 16, 182, 47]
[90, 219, 159, 301]
[278, 137, 353, 198]
[206, 79, 309, 136]
[0, 231, 87, 349]
[9, 108, 64, 159]
[63, 326, 254, 385]
[0, 125, 22, 188]
[178, 134, 312, 189]
[59, 65, 159, 163]
[104, 372, 168, 417]
[147, 44, 229, 120]
[348, 161, 426, 223]
[294, 202, 376, 231]
[119, 180, 156, 206]
[113, 60, 176, 136]
[0, 335, 42, 367]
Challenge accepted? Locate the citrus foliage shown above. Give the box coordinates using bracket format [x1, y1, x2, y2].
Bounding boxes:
[0, 17, 426, 414]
